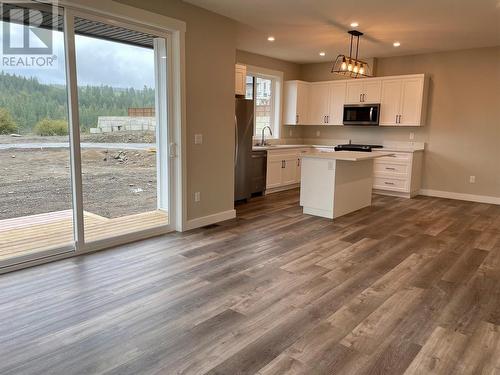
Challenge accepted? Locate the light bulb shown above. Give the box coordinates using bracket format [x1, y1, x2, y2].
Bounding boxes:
[347, 60, 353, 71]
[340, 57, 347, 70]
[359, 64, 365, 75]
[353, 63, 359, 73]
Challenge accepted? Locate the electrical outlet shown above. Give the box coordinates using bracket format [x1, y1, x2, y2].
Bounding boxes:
[409, 132, 415, 140]
[194, 191, 201, 202]
[469, 176, 476, 184]
[289, 129, 293, 137]
[316, 130, 321, 137]
[194, 134, 203, 145]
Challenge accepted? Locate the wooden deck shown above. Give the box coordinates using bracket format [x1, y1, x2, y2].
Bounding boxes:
[0, 210, 168, 262]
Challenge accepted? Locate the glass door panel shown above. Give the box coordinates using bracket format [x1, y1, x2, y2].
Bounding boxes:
[0, 4, 74, 266]
[73, 17, 169, 244]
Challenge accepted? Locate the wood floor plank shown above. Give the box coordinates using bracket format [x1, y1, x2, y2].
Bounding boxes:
[0, 190, 499, 375]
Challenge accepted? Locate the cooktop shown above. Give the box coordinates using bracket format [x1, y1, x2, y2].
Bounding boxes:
[333, 144, 383, 152]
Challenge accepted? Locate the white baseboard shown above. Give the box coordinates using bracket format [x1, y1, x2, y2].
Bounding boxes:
[184, 209, 236, 231]
[419, 189, 500, 205]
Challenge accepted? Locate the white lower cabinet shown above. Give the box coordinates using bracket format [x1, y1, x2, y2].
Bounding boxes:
[266, 148, 309, 193]
[372, 151, 423, 198]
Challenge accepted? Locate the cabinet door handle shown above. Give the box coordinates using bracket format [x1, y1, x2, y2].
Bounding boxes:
[398, 114, 402, 123]
[297, 158, 300, 167]
[363, 93, 365, 102]
[282, 160, 285, 168]
[360, 93, 363, 102]
[296, 114, 299, 124]
[323, 115, 326, 123]
[326, 115, 329, 123]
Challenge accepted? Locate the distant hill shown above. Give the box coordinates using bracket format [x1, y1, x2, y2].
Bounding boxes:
[0, 71, 155, 133]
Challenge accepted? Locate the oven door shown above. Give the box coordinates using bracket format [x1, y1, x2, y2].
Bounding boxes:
[343, 104, 380, 125]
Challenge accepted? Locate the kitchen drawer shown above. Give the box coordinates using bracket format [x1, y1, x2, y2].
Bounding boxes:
[373, 176, 409, 192]
[374, 162, 410, 176]
[376, 152, 411, 163]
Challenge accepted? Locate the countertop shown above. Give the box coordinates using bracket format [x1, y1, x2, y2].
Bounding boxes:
[301, 151, 394, 161]
[252, 144, 424, 153]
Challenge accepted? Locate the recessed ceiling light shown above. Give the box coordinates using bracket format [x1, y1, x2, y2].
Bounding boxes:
[267, 36, 275, 42]
[350, 22, 359, 27]
[393, 41, 401, 47]
[319, 51, 326, 57]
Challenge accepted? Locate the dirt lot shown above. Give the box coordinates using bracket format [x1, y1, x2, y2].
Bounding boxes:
[0, 131, 156, 144]
[0, 146, 157, 220]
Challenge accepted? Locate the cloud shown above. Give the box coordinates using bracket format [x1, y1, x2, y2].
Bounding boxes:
[1, 22, 155, 89]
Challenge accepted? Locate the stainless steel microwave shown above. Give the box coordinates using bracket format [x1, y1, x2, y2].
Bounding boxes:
[343, 104, 380, 126]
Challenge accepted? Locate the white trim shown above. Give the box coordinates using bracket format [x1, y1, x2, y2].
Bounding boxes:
[419, 189, 500, 205]
[63, 10, 85, 249]
[184, 210, 236, 231]
[244, 64, 283, 140]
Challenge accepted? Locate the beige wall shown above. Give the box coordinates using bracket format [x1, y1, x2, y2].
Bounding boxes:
[116, 0, 237, 221]
[300, 58, 377, 82]
[299, 47, 500, 198]
[236, 50, 301, 81]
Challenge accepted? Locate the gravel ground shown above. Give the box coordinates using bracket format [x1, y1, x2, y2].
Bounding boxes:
[0, 147, 158, 220]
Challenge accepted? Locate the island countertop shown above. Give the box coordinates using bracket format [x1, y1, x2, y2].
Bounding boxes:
[300, 150, 394, 161]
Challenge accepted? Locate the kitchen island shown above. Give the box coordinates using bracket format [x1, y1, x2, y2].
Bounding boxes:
[299, 151, 393, 219]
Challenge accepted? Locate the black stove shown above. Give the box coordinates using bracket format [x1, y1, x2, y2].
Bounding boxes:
[334, 144, 383, 152]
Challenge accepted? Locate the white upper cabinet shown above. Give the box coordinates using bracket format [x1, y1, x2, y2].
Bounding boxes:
[308, 83, 330, 125]
[235, 64, 247, 96]
[283, 74, 427, 127]
[380, 75, 427, 126]
[283, 81, 310, 125]
[306, 81, 346, 125]
[345, 79, 381, 104]
[328, 82, 346, 125]
[400, 78, 425, 125]
[379, 79, 402, 125]
[345, 81, 363, 104]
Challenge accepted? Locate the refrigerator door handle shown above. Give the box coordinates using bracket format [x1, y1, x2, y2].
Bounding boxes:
[234, 115, 239, 167]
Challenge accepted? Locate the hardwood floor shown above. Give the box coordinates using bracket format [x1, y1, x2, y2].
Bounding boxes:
[0, 189, 499, 375]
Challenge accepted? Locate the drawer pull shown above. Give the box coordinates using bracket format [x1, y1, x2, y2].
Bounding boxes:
[385, 167, 396, 170]
[384, 182, 395, 185]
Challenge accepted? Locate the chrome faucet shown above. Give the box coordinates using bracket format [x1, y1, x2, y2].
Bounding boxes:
[259, 126, 273, 146]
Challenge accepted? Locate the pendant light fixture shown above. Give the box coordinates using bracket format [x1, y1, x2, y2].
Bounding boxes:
[331, 30, 371, 78]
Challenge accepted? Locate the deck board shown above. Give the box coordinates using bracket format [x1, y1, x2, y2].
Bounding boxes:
[0, 210, 169, 262]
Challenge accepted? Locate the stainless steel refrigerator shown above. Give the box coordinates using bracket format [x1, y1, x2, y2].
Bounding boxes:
[234, 98, 254, 201]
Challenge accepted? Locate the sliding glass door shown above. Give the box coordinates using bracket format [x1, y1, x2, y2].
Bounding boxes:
[73, 16, 169, 244]
[0, 3, 173, 270]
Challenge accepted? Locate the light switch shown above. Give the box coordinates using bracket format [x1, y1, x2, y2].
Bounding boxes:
[194, 134, 203, 144]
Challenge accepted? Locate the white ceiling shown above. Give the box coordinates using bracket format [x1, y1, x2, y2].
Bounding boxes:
[183, 0, 500, 63]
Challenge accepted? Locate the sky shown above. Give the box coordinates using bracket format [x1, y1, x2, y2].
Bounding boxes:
[0, 21, 156, 89]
